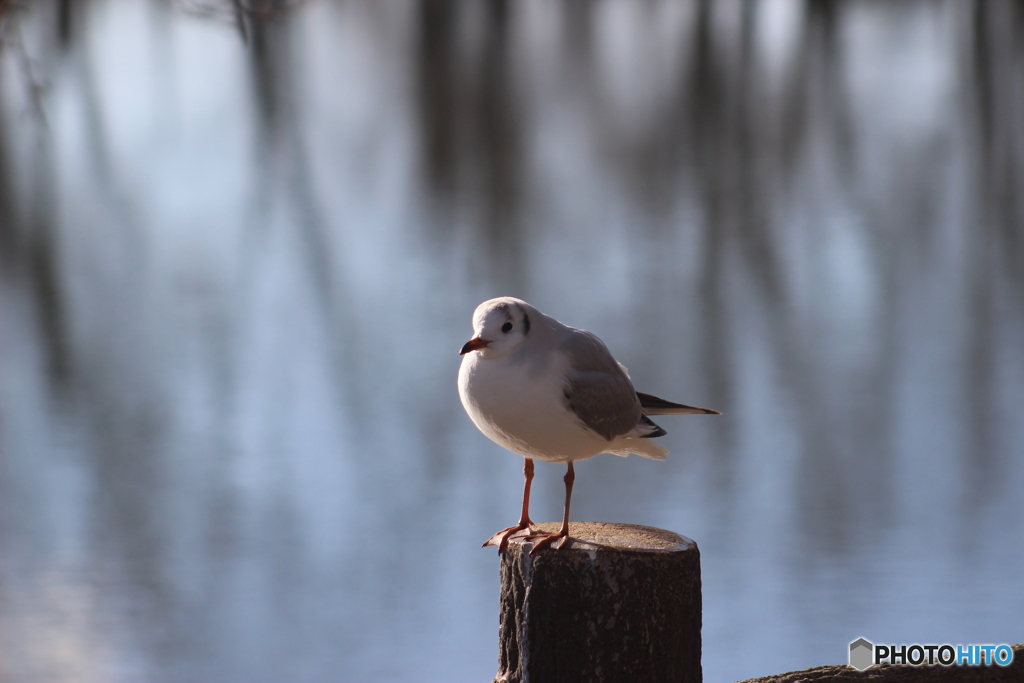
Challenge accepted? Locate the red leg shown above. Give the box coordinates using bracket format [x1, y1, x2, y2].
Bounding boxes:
[527, 462, 574, 555]
[483, 458, 535, 554]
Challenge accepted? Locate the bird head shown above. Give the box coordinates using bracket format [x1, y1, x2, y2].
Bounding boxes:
[460, 297, 535, 360]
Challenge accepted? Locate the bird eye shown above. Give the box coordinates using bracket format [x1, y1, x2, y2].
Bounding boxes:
[501, 322, 513, 333]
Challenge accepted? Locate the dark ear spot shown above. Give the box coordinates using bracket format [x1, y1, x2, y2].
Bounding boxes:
[512, 302, 531, 335]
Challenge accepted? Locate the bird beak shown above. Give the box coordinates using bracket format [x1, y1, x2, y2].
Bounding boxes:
[460, 337, 491, 355]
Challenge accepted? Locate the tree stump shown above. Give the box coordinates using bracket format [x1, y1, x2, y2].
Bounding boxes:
[494, 522, 701, 683]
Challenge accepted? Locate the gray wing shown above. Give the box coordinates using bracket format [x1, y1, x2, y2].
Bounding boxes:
[559, 330, 644, 441]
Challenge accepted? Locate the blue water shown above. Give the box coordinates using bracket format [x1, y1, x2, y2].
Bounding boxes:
[1, 2, 1022, 681]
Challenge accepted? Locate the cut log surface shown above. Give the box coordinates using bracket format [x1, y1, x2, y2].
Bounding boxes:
[495, 521, 701, 683]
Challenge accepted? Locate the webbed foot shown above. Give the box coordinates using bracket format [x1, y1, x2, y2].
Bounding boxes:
[483, 521, 533, 554]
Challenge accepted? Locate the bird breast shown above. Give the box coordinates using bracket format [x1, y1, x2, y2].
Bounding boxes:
[458, 350, 604, 462]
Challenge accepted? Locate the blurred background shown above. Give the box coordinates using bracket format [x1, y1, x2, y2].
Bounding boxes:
[1, 0, 1022, 681]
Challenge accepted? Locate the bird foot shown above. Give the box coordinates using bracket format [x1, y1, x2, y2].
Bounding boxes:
[482, 522, 533, 554]
[525, 531, 570, 555]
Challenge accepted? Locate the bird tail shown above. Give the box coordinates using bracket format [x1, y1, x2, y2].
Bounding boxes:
[609, 438, 668, 460]
[637, 392, 721, 416]
[634, 439, 669, 460]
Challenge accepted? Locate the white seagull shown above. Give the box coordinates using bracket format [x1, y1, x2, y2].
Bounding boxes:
[458, 297, 720, 554]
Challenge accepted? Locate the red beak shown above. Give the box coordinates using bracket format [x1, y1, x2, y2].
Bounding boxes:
[460, 337, 491, 355]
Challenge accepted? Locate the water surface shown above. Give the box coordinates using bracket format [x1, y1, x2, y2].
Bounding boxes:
[1, 1, 1023, 682]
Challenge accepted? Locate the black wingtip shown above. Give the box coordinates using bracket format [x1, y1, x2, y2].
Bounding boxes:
[637, 391, 721, 415]
[639, 414, 668, 438]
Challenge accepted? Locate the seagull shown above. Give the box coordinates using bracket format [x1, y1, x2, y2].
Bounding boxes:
[458, 297, 720, 555]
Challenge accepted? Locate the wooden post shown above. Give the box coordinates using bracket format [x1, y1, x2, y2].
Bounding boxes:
[494, 522, 701, 683]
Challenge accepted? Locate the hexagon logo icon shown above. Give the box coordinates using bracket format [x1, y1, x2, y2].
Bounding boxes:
[849, 638, 874, 671]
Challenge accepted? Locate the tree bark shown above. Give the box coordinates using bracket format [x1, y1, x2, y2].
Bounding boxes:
[494, 521, 701, 683]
